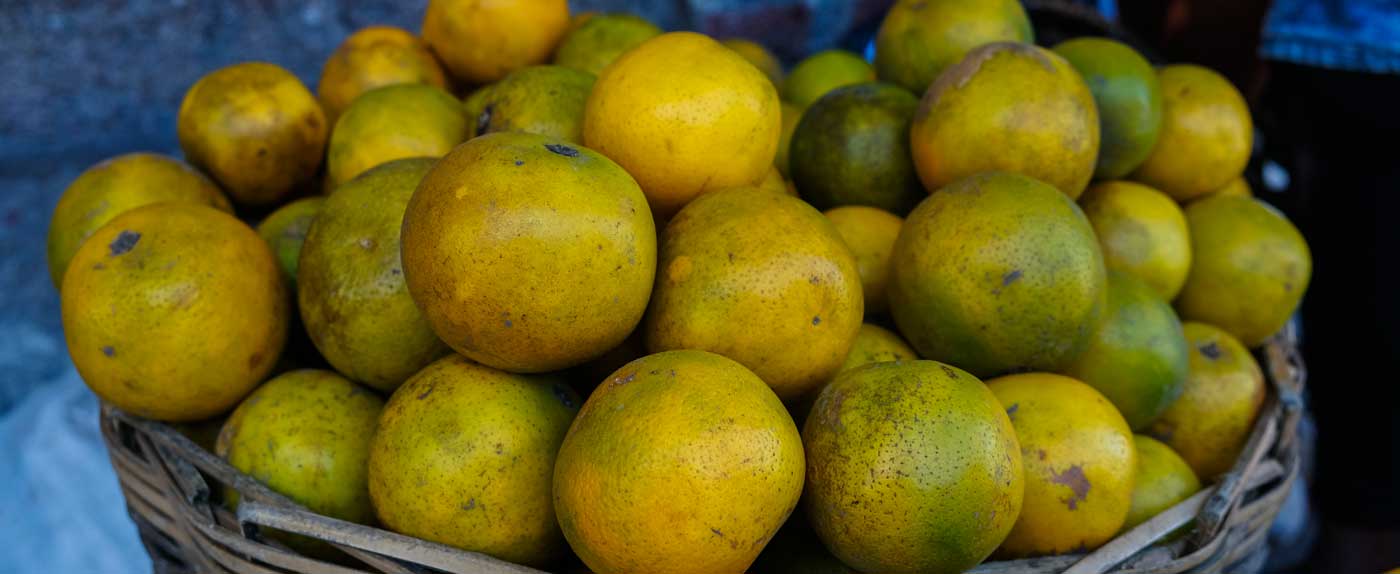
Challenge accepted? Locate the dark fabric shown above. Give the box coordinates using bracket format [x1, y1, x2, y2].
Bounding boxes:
[1259, 62, 1400, 531]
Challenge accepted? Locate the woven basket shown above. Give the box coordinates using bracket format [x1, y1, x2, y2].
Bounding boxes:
[101, 325, 1305, 574]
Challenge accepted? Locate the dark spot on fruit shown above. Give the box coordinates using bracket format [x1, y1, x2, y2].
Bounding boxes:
[494, 443, 503, 455]
[462, 498, 476, 511]
[391, 268, 401, 275]
[939, 364, 957, 379]
[101, 346, 115, 357]
[545, 143, 579, 157]
[247, 352, 263, 370]
[1005, 403, 1019, 419]
[552, 384, 576, 408]
[108, 231, 140, 256]
[710, 527, 724, 537]
[504, 319, 513, 328]
[417, 384, 435, 400]
[256, 148, 268, 158]
[809, 275, 820, 284]
[1198, 342, 1222, 360]
[476, 104, 493, 135]
[1050, 464, 1091, 510]
[514, 159, 524, 166]
[92, 263, 106, 270]
[613, 372, 636, 386]
[1002, 269, 1023, 286]
[812, 316, 821, 326]
[1037, 449, 1047, 461]
[727, 252, 735, 263]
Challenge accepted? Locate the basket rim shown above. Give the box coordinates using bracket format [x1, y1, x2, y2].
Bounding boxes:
[99, 331, 1306, 574]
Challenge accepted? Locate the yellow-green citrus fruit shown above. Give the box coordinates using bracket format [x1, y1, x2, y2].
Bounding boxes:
[177, 62, 327, 205]
[368, 354, 579, 567]
[256, 197, 324, 293]
[805, 360, 1023, 573]
[326, 83, 468, 187]
[1131, 65, 1252, 201]
[421, 0, 570, 84]
[216, 369, 382, 526]
[1079, 180, 1192, 301]
[889, 172, 1106, 377]
[783, 50, 876, 108]
[468, 65, 595, 143]
[1177, 196, 1311, 347]
[555, 13, 662, 76]
[910, 43, 1100, 199]
[47, 153, 231, 288]
[62, 202, 288, 421]
[584, 32, 781, 218]
[790, 82, 924, 214]
[298, 159, 448, 392]
[1053, 37, 1163, 179]
[1064, 271, 1189, 430]
[645, 188, 863, 400]
[874, 0, 1033, 94]
[1147, 322, 1266, 479]
[988, 373, 1136, 556]
[401, 133, 656, 373]
[824, 205, 904, 315]
[1124, 435, 1201, 530]
[554, 350, 804, 574]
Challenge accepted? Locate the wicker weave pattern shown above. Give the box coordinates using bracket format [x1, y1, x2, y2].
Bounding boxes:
[102, 330, 1304, 574]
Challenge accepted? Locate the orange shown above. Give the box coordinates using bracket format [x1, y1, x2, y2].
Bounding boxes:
[62, 203, 288, 421]
[177, 62, 326, 205]
[989, 373, 1136, 556]
[1131, 65, 1252, 201]
[824, 206, 903, 315]
[584, 32, 781, 217]
[645, 188, 863, 400]
[910, 43, 1099, 199]
[1147, 322, 1266, 479]
[554, 350, 804, 574]
[46, 153, 230, 288]
[317, 26, 448, 122]
[875, 0, 1033, 94]
[421, 0, 570, 84]
[401, 133, 656, 373]
[805, 360, 1023, 572]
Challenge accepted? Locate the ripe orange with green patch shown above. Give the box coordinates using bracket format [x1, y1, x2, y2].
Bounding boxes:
[804, 360, 1023, 573]
[888, 172, 1106, 377]
[369, 355, 579, 567]
[299, 159, 448, 392]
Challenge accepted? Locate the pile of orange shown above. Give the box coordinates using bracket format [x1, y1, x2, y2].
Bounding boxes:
[49, 1, 1310, 573]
